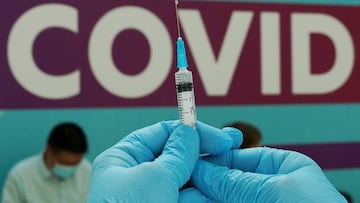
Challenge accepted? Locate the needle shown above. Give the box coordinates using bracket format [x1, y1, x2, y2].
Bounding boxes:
[175, 0, 181, 38]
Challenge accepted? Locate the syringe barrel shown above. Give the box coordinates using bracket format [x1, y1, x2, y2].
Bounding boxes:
[175, 68, 196, 128]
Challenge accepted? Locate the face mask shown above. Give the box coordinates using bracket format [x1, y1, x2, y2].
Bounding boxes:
[52, 163, 78, 179]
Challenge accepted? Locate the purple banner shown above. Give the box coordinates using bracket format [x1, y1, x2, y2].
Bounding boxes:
[2, 1, 360, 109]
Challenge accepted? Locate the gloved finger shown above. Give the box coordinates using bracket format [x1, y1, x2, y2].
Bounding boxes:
[196, 121, 243, 155]
[93, 120, 181, 169]
[203, 147, 320, 174]
[231, 147, 319, 174]
[192, 159, 347, 203]
[179, 187, 211, 203]
[154, 124, 199, 188]
[191, 159, 273, 203]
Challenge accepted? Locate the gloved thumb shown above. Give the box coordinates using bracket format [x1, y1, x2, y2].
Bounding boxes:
[154, 124, 199, 188]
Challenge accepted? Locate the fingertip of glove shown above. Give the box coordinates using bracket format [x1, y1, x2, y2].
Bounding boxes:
[172, 123, 198, 142]
[160, 120, 181, 133]
[222, 127, 243, 149]
[181, 124, 199, 138]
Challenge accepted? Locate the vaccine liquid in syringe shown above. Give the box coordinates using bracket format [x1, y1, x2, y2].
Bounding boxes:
[175, 68, 196, 128]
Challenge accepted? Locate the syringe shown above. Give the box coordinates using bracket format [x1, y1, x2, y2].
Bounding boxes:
[175, 0, 196, 128]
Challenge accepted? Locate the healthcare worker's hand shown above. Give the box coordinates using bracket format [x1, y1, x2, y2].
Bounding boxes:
[87, 120, 242, 203]
[180, 146, 347, 203]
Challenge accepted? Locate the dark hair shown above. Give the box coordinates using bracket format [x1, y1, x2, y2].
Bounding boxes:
[47, 122, 88, 154]
[224, 121, 262, 149]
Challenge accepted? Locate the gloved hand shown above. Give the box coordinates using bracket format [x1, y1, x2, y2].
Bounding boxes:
[180, 145, 347, 203]
[87, 120, 242, 203]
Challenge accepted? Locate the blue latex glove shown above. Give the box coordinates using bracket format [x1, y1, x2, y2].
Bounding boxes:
[181, 146, 347, 203]
[87, 120, 242, 203]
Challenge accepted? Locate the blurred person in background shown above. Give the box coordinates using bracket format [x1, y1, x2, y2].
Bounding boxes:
[224, 121, 262, 148]
[1, 122, 91, 203]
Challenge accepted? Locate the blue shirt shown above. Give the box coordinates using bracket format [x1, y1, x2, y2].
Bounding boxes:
[1, 154, 91, 203]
